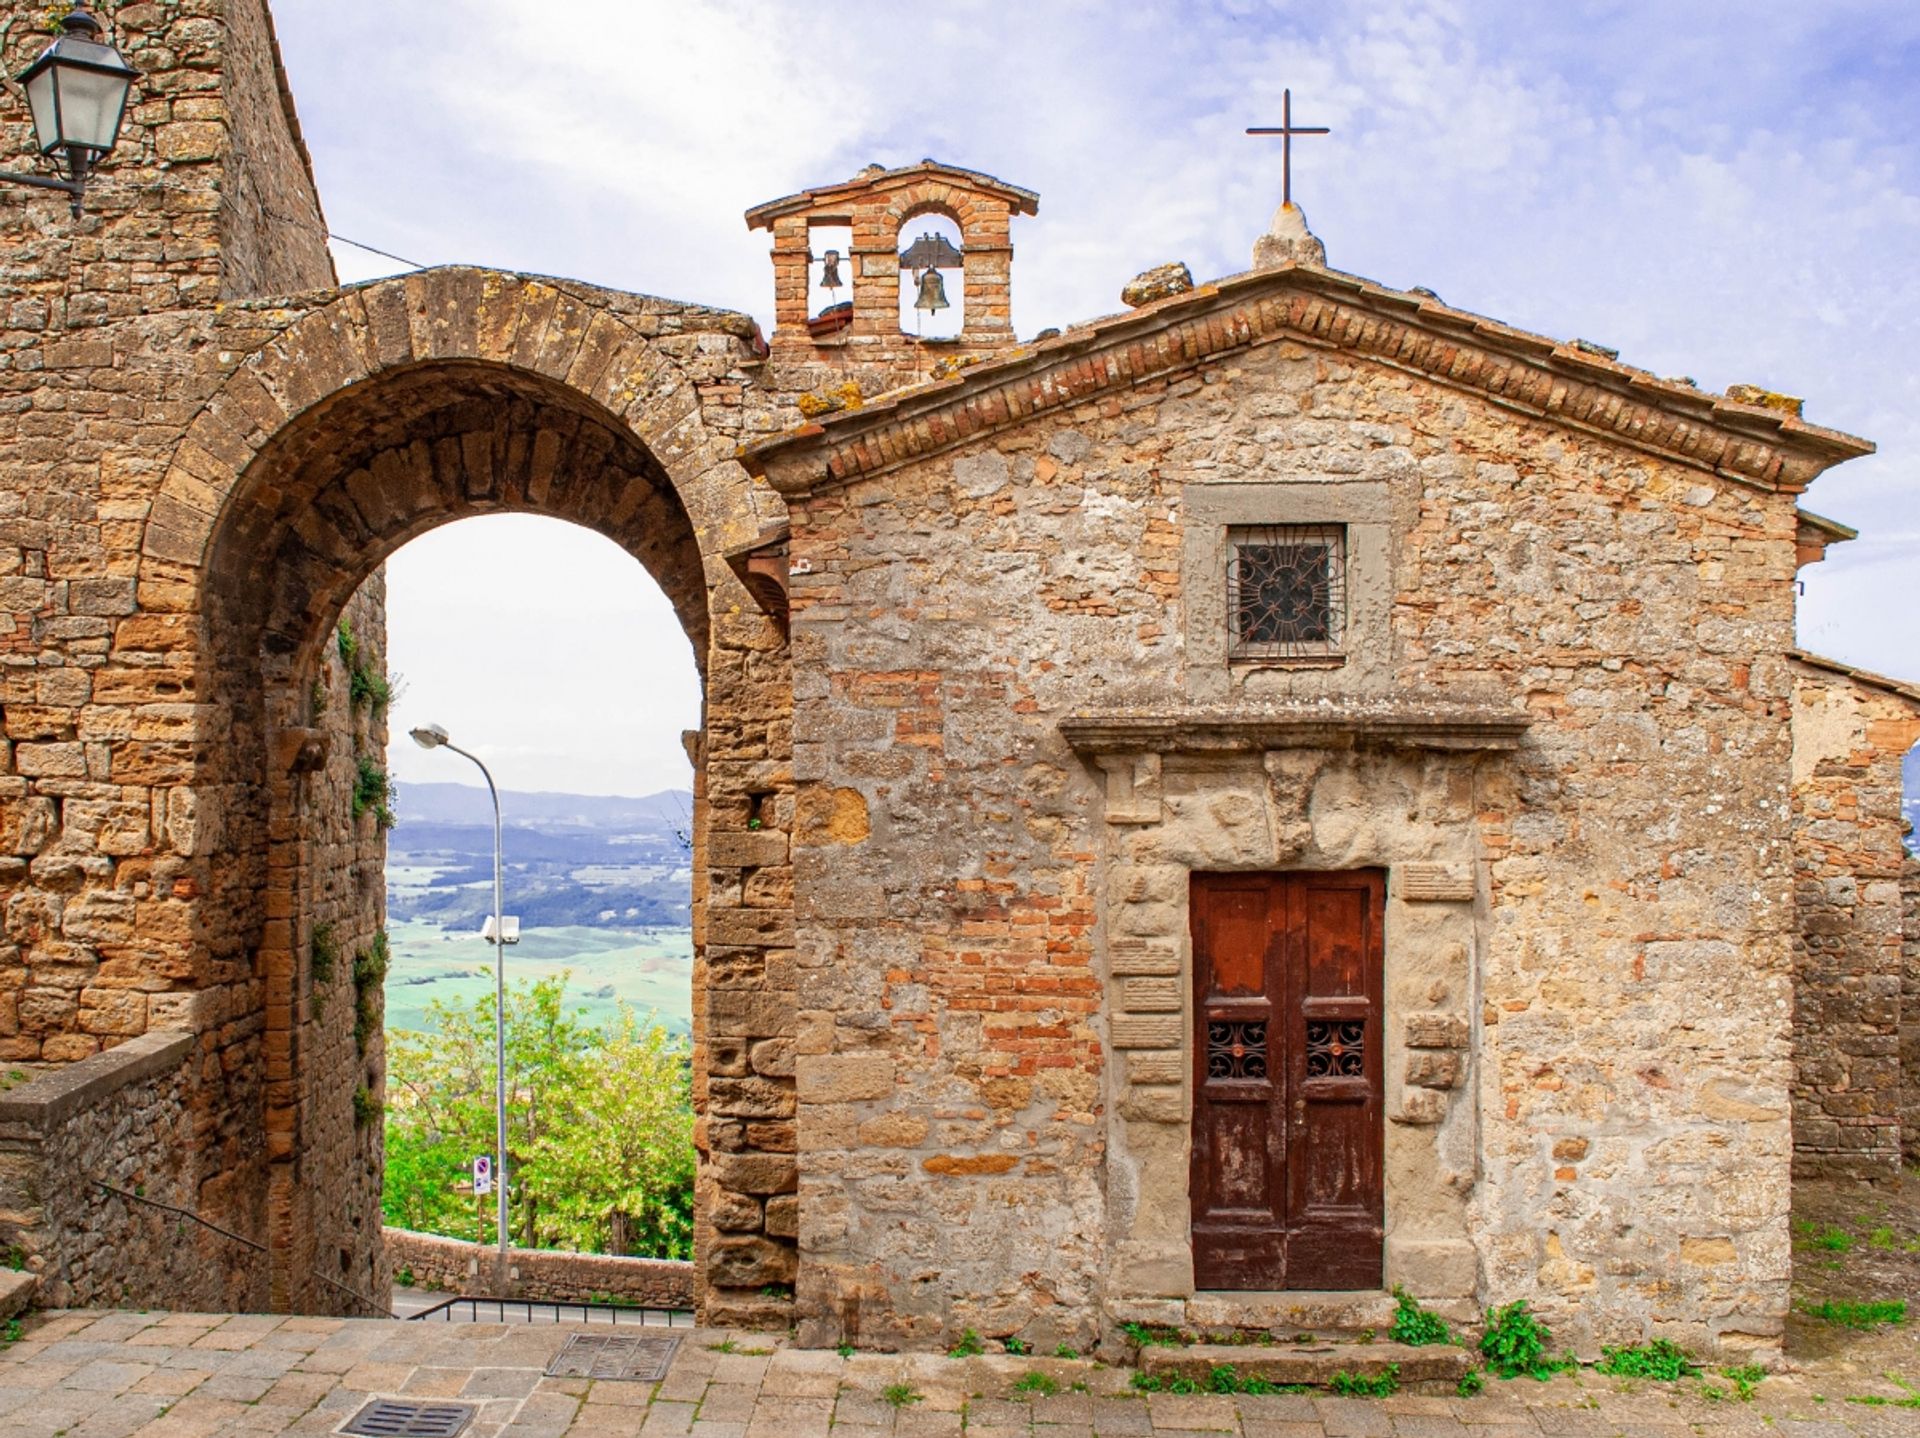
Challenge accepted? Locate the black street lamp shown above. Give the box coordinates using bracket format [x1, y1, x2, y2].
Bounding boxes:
[4, 3, 139, 218]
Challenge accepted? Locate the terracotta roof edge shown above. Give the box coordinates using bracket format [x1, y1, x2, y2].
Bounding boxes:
[740, 263, 1874, 495]
[1791, 649, 1920, 707]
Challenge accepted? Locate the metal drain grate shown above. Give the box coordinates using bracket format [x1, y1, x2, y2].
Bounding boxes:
[339, 1399, 477, 1438]
[544, 1331, 682, 1381]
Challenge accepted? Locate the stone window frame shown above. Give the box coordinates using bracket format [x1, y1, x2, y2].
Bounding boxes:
[1183, 481, 1392, 701]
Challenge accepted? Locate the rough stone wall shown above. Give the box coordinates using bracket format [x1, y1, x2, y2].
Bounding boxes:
[1904, 854, 1920, 1165]
[781, 332, 1809, 1357]
[0, 1030, 260, 1310]
[216, 0, 336, 297]
[1789, 666, 1920, 1181]
[288, 580, 391, 1311]
[384, 1227, 694, 1309]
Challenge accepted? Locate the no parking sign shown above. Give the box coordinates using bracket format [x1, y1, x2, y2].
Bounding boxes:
[473, 1155, 493, 1196]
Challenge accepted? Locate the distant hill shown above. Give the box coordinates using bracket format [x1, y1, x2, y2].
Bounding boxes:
[1906, 745, 1918, 855]
[391, 780, 690, 833]
[387, 781, 693, 932]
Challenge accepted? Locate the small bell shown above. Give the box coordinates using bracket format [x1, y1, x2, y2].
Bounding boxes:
[817, 248, 843, 291]
[914, 267, 950, 314]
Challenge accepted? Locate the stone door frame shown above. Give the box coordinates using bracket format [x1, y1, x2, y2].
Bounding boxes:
[1063, 705, 1528, 1329]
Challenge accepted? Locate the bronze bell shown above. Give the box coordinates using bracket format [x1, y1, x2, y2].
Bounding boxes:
[817, 248, 843, 290]
[914, 267, 950, 313]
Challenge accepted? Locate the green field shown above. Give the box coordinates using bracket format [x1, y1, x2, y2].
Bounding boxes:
[383, 917, 693, 1036]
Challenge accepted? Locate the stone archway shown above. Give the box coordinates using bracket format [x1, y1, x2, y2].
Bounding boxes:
[114, 269, 798, 1321]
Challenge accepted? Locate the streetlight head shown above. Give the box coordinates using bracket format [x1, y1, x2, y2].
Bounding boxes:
[410, 723, 450, 750]
[16, 3, 140, 185]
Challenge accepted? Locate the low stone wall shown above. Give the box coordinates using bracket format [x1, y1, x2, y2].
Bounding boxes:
[0, 1030, 256, 1310]
[384, 1228, 694, 1310]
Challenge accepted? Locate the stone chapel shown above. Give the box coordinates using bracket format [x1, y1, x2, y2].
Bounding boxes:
[0, 0, 1915, 1365]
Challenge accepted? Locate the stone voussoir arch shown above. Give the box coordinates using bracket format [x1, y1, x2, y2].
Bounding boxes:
[136, 266, 776, 592]
[112, 266, 800, 1324]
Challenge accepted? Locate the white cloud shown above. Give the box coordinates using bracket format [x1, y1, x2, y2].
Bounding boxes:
[273, 0, 1920, 794]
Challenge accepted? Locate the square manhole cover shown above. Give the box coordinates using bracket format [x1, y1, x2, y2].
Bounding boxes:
[544, 1332, 682, 1381]
[339, 1399, 477, 1438]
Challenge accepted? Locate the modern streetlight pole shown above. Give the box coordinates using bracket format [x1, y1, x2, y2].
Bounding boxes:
[409, 722, 511, 1293]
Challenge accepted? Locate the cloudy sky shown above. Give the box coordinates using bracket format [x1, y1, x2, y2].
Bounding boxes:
[266, 1, 1920, 799]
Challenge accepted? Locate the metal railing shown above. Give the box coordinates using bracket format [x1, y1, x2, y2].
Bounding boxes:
[408, 1294, 693, 1326]
[94, 1179, 395, 1319]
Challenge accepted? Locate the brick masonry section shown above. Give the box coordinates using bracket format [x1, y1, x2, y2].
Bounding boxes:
[383, 1228, 694, 1310]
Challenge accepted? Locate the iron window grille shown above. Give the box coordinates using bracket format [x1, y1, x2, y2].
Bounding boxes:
[1226, 524, 1346, 659]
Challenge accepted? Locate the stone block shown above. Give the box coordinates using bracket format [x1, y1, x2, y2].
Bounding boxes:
[1121, 977, 1181, 1013]
[1127, 1051, 1183, 1085]
[1404, 1012, 1468, 1049]
[1118, 1087, 1184, 1124]
[1109, 938, 1180, 976]
[764, 1195, 799, 1238]
[710, 1153, 797, 1195]
[796, 1053, 893, 1103]
[711, 830, 789, 868]
[1110, 1014, 1181, 1049]
[1397, 863, 1474, 902]
[1405, 1051, 1461, 1089]
[1385, 1238, 1478, 1298]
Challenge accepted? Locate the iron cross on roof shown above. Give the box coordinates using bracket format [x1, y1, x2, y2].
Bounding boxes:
[1246, 89, 1331, 207]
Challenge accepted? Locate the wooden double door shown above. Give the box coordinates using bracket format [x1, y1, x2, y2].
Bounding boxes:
[1189, 870, 1384, 1291]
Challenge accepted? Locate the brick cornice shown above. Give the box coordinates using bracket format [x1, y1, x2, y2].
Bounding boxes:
[742, 264, 1873, 499]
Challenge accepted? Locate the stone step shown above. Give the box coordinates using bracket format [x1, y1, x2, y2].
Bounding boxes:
[0, 1268, 38, 1322]
[1141, 1339, 1473, 1389]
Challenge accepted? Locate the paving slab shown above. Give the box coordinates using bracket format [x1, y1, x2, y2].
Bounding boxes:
[2, 1311, 1915, 1438]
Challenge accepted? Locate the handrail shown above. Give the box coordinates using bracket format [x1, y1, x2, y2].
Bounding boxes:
[408, 1294, 693, 1326]
[94, 1178, 395, 1319]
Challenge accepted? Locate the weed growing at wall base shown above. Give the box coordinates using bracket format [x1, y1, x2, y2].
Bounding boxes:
[1595, 1339, 1697, 1380]
[1801, 1298, 1906, 1329]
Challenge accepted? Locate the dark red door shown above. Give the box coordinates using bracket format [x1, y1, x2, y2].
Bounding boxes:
[1190, 870, 1384, 1291]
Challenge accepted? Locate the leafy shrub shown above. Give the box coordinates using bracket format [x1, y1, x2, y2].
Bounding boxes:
[1478, 1301, 1571, 1380]
[352, 1085, 381, 1126]
[1456, 1368, 1485, 1397]
[1802, 1298, 1906, 1330]
[947, 1328, 985, 1358]
[383, 975, 693, 1259]
[1053, 1344, 1079, 1359]
[1330, 1365, 1399, 1397]
[1012, 1371, 1058, 1397]
[881, 1383, 921, 1407]
[1595, 1339, 1697, 1381]
[1722, 1364, 1766, 1401]
[1003, 1336, 1029, 1355]
[1389, 1286, 1452, 1346]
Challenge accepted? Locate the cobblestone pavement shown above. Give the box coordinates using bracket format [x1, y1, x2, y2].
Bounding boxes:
[1, 1310, 1916, 1438]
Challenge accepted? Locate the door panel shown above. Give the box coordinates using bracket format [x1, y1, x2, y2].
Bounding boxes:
[1190, 870, 1384, 1292]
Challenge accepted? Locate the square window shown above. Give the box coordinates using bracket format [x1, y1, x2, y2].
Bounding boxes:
[1226, 524, 1346, 659]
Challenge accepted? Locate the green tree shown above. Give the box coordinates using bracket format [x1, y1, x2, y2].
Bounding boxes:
[381, 974, 693, 1258]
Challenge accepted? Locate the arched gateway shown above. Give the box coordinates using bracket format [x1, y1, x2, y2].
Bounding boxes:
[124, 268, 800, 1321]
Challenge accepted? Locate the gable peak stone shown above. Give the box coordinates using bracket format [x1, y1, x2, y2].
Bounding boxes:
[1254, 200, 1327, 268]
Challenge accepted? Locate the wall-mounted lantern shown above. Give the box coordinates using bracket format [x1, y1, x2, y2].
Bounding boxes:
[3, 3, 139, 218]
